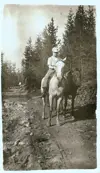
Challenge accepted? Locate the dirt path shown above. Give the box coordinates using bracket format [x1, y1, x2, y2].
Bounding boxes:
[3, 86, 96, 170]
[28, 97, 96, 169]
[48, 120, 96, 169]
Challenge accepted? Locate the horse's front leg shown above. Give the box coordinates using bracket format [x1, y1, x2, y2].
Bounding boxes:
[54, 97, 57, 111]
[48, 95, 53, 126]
[56, 97, 63, 126]
[42, 96, 46, 119]
[71, 95, 75, 120]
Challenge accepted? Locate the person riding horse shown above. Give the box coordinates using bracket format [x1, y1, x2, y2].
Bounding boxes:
[41, 47, 67, 96]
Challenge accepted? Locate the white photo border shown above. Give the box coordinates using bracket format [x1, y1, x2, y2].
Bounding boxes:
[0, 0, 99, 172]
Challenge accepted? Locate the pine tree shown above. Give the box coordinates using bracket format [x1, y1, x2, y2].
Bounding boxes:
[74, 5, 96, 82]
[32, 36, 44, 87]
[75, 5, 87, 37]
[61, 5, 96, 82]
[61, 8, 75, 70]
[42, 18, 58, 56]
[1, 53, 10, 91]
[23, 37, 35, 91]
[24, 37, 33, 69]
[86, 6, 96, 78]
[34, 35, 43, 61]
[1, 55, 19, 91]
[74, 6, 88, 81]
[64, 8, 75, 40]
[47, 17, 58, 48]
[42, 18, 58, 73]
[86, 6, 95, 40]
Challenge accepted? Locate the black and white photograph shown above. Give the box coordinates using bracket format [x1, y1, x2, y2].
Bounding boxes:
[1, 4, 97, 170]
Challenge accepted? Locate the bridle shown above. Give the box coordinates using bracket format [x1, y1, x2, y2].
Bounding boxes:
[54, 60, 66, 81]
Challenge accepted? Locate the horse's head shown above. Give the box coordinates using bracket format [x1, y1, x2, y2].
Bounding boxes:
[55, 60, 66, 80]
[72, 69, 81, 87]
[64, 69, 81, 88]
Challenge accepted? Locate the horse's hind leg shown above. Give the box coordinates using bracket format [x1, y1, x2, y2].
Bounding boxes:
[71, 95, 75, 120]
[56, 97, 63, 126]
[48, 95, 53, 126]
[42, 96, 46, 119]
[63, 96, 67, 119]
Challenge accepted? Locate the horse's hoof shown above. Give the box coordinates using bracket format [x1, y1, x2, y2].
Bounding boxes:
[60, 111, 63, 115]
[63, 116, 67, 121]
[71, 116, 75, 120]
[56, 122, 60, 126]
[47, 121, 51, 127]
[42, 113, 45, 119]
[42, 116, 45, 119]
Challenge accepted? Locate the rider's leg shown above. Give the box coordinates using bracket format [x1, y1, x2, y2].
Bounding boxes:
[42, 69, 54, 88]
[41, 69, 54, 97]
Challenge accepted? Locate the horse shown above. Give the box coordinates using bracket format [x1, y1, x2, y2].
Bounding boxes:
[41, 61, 81, 126]
[62, 69, 81, 118]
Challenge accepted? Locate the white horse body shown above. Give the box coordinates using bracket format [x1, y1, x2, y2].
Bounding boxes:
[41, 60, 67, 126]
[49, 75, 64, 97]
[41, 60, 81, 126]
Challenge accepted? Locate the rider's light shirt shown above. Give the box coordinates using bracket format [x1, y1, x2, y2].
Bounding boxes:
[47, 56, 59, 69]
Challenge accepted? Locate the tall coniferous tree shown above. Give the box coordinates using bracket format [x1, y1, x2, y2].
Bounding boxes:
[23, 37, 36, 91]
[86, 6, 96, 78]
[34, 35, 43, 62]
[42, 17, 58, 56]
[86, 6, 95, 39]
[74, 5, 96, 81]
[48, 17, 58, 48]
[61, 9, 75, 70]
[24, 37, 33, 69]
[33, 36, 44, 85]
[42, 17, 58, 73]
[74, 6, 88, 81]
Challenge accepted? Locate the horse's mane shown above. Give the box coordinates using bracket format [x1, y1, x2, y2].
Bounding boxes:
[55, 59, 65, 66]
